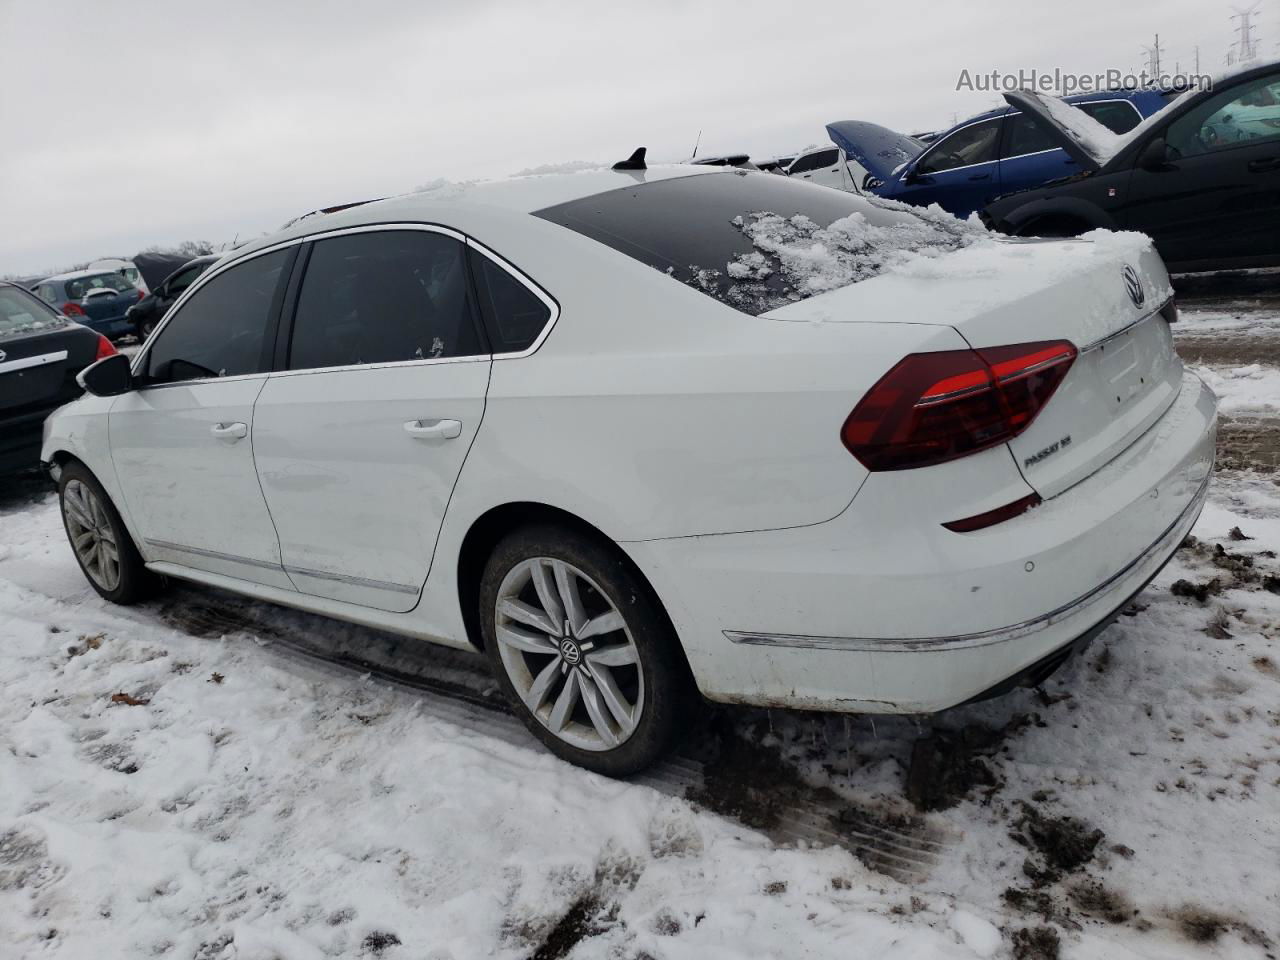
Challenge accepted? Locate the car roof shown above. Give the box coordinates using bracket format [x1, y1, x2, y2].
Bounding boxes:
[942, 88, 1164, 132]
[226, 164, 726, 264]
[39, 268, 129, 283]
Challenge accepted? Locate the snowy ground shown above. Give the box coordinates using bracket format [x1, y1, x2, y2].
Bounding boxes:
[2, 291, 1279, 960]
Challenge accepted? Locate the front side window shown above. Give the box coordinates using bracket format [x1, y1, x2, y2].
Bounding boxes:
[469, 250, 552, 353]
[0, 285, 65, 336]
[145, 249, 289, 383]
[917, 119, 1000, 174]
[1166, 72, 1280, 156]
[288, 230, 482, 371]
[166, 263, 206, 297]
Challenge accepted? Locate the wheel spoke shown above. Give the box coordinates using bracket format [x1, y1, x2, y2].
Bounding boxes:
[578, 671, 620, 747]
[585, 642, 638, 667]
[577, 610, 625, 641]
[73, 529, 96, 551]
[585, 661, 636, 733]
[498, 597, 559, 636]
[531, 561, 564, 627]
[548, 670, 579, 732]
[552, 560, 587, 635]
[89, 494, 107, 529]
[64, 494, 93, 530]
[496, 624, 557, 655]
[525, 657, 562, 712]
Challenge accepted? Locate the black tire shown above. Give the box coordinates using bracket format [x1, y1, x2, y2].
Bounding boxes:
[57, 460, 159, 605]
[480, 524, 692, 777]
[140, 319, 155, 338]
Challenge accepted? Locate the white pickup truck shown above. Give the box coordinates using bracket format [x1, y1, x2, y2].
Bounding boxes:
[782, 145, 872, 193]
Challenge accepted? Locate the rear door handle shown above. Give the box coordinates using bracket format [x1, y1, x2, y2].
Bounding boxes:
[968, 173, 990, 181]
[1247, 156, 1280, 173]
[404, 418, 462, 440]
[210, 421, 248, 441]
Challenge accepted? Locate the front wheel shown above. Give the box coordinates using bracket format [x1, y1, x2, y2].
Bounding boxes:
[58, 461, 158, 604]
[480, 525, 691, 776]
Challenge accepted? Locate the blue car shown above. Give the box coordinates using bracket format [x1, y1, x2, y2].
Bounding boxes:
[33, 269, 143, 341]
[829, 89, 1173, 218]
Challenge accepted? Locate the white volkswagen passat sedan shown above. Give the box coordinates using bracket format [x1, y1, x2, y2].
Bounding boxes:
[44, 161, 1216, 775]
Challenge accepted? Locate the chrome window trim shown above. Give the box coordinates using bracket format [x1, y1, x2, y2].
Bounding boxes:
[134, 222, 558, 385]
[0, 349, 68, 375]
[466, 237, 561, 360]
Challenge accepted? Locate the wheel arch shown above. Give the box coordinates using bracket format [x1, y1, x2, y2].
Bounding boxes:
[454, 501, 685, 666]
[990, 196, 1115, 237]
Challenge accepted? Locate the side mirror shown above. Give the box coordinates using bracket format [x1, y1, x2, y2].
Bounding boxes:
[1138, 137, 1171, 171]
[77, 353, 133, 397]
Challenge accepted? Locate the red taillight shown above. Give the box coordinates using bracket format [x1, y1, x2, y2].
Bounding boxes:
[943, 492, 1042, 532]
[62, 302, 86, 317]
[841, 340, 1076, 471]
[94, 334, 117, 360]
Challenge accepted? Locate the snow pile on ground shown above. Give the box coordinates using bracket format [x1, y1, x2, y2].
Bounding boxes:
[1194, 363, 1280, 414]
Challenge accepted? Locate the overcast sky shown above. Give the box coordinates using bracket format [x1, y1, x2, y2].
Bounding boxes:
[0, 0, 1255, 276]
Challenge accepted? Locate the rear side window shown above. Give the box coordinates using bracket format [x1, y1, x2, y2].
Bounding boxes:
[469, 250, 552, 353]
[145, 249, 290, 383]
[789, 149, 839, 174]
[1077, 100, 1142, 134]
[288, 229, 482, 371]
[1003, 113, 1060, 157]
[535, 171, 981, 316]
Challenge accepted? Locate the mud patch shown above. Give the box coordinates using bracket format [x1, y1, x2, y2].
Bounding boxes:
[1215, 417, 1280, 472]
[1009, 802, 1104, 876]
[0, 828, 54, 891]
[1067, 879, 1135, 924]
[1169, 904, 1272, 947]
[904, 718, 1034, 812]
[1009, 925, 1061, 960]
[528, 895, 605, 960]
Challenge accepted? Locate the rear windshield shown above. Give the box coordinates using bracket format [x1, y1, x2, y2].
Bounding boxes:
[0, 286, 66, 337]
[534, 171, 982, 315]
[65, 273, 135, 299]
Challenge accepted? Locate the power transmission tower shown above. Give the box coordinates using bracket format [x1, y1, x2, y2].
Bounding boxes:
[1141, 33, 1164, 81]
[1229, 4, 1261, 64]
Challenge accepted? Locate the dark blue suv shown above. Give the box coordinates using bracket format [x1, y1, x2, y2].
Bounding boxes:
[33, 270, 143, 341]
[829, 89, 1173, 218]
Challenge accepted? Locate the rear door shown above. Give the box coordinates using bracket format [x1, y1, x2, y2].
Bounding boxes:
[251, 227, 494, 612]
[110, 248, 295, 588]
[899, 117, 1003, 216]
[1120, 68, 1280, 267]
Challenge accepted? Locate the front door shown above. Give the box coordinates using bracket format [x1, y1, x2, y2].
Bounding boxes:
[897, 117, 1003, 217]
[1120, 69, 1280, 268]
[110, 247, 295, 588]
[252, 228, 491, 613]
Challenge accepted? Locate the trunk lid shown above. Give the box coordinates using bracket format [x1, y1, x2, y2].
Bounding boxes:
[79, 286, 136, 322]
[0, 321, 97, 414]
[764, 233, 1182, 499]
[825, 121, 923, 183]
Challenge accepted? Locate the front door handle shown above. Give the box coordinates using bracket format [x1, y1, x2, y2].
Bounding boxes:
[210, 421, 248, 441]
[404, 418, 462, 440]
[1247, 156, 1280, 173]
[968, 173, 991, 181]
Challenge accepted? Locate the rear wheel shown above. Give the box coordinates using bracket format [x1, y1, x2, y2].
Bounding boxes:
[140, 319, 156, 338]
[480, 525, 691, 776]
[57, 461, 158, 605]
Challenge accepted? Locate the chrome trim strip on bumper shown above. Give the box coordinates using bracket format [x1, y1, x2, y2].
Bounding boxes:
[145, 539, 419, 595]
[725, 468, 1210, 654]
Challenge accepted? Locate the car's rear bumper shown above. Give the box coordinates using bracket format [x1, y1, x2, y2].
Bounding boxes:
[81, 315, 132, 339]
[625, 371, 1216, 713]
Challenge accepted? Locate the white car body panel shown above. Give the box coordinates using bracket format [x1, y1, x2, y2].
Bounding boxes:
[252, 357, 491, 612]
[786, 147, 870, 193]
[40, 168, 1218, 715]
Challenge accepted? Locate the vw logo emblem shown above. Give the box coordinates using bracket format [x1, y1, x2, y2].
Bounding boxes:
[559, 638, 582, 665]
[1122, 264, 1145, 309]
[0, 349, 6, 362]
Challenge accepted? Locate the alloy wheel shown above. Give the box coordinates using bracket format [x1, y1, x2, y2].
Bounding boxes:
[494, 557, 643, 752]
[62, 479, 121, 592]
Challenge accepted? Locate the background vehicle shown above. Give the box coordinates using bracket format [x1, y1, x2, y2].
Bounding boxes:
[782, 144, 875, 192]
[830, 89, 1169, 217]
[44, 165, 1213, 775]
[33, 270, 143, 341]
[87, 258, 148, 294]
[1, 282, 115, 474]
[983, 61, 1280, 272]
[127, 254, 220, 338]
[755, 155, 795, 173]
